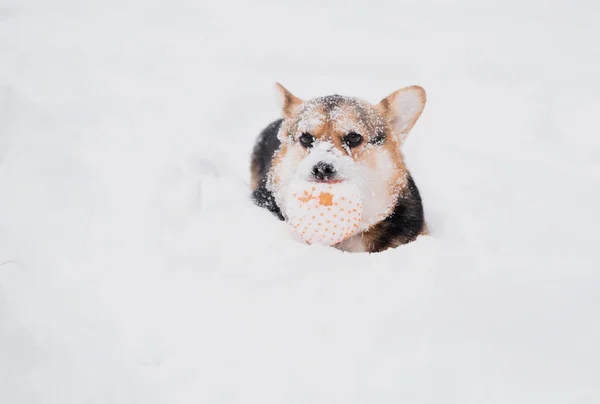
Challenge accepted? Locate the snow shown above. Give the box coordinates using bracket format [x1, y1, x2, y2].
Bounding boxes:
[1, 0, 599, 403]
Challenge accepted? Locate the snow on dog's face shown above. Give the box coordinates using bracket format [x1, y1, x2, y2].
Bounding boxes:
[268, 83, 426, 231]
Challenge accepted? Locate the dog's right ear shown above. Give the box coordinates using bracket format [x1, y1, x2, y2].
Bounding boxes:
[376, 86, 426, 138]
[275, 82, 303, 118]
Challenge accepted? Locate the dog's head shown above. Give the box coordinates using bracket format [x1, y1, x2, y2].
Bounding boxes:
[269, 83, 426, 229]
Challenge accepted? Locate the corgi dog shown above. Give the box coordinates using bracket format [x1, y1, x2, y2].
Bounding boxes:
[251, 83, 427, 253]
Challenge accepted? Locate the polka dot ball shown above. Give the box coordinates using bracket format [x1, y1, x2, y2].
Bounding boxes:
[285, 181, 363, 246]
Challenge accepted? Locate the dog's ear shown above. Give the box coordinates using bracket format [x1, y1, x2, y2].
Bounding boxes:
[275, 82, 303, 118]
[377, 86, 426, 136]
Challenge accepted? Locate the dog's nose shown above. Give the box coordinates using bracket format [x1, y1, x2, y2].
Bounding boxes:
[311, 162, 337, 181]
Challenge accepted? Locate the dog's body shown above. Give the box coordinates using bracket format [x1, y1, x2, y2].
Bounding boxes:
[251, 84, 427, 253]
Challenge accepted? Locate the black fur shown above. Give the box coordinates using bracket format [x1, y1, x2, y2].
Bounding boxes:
[251, 119, 284, 220]
[250, 119, 425, 252]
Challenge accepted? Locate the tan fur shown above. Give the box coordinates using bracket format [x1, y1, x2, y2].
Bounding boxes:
[346, 209, 428, 253]
[354, 218, 428, 253]
[357, 226, 403, 252]
[250, 163, 260, 191]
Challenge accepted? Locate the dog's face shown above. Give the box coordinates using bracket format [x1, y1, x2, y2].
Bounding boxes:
[268, 83, 426, 230]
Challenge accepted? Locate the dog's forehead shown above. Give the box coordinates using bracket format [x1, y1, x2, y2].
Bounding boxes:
[295, 95, 385, 136]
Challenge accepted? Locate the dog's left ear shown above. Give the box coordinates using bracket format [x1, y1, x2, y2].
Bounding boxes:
[377, 86, 426, 136]
[275, 82, 303, 118]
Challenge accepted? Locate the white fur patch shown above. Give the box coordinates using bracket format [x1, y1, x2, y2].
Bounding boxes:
[352, 148, 397, 231]
[269, 140, 399, 232]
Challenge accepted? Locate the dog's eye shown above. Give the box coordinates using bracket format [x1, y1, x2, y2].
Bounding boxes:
[299, 133, 315, 148]
[344, 132, 363, 148]
[370, 134, 385, 145]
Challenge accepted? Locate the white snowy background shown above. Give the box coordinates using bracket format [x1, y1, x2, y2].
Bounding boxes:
[1, 0, 599, 402]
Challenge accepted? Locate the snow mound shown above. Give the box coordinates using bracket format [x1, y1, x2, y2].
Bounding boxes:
[1, 0, 599, 403]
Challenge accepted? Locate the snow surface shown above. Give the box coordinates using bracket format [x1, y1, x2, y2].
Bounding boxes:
[1, 0, 600, 403]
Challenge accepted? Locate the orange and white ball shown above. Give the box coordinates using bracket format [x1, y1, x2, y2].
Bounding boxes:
[285, 181, 363, 246]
